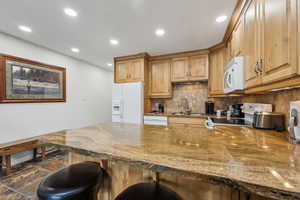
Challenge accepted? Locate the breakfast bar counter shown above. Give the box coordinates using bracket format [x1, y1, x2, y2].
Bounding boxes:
[38, 123, 300, 200]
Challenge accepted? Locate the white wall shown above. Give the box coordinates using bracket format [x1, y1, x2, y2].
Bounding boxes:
[0, 33, 113, 144]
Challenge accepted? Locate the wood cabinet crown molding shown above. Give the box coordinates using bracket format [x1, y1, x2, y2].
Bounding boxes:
[223, 0, 251, 43]
[114, 52, 150, 62]
[149, 49, 209, 61]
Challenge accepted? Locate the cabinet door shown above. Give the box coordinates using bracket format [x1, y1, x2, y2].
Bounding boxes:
[244, 0, 262, 88]
[149, 60, 172, 98]
[209, 48, 226, 96]
[188, 55, 208, 81]
[130, 59, 144, 82]
[232, 18, 244, 57]
[262, 0, 297, 84]
[171, 57, 189, 82]
[115, 61, 131, 83]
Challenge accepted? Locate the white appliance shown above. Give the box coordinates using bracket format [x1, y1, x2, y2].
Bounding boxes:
[224, 56, 244, 94]
[289, 101, 300, 142]
[144, 116, 168, 126]
[242, 103, 273, 125]
[112, 82, 144, 124]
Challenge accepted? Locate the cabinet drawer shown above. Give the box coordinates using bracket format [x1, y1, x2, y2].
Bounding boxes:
[168, 117, 205, 125]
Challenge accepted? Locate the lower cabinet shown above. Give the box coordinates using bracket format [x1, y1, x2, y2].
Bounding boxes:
[149, 60, 172, 98]
[70, 152, 272, 200]
[168, 117, 206, 127]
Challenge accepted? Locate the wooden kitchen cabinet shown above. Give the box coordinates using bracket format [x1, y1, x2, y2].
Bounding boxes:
[189, 55, 208, 81]
[171, 55, 208, 82]
[261, 0, 298, 85]
[115, 61, 131, 83]
[114, 53, 149, 83]
[149, 60, 172, 98]
[231, 18, 244, 57]
[244, 0, 262, 89]
[115, 59, 144, 83]
[130, 59, 144, 81]
[171, 57, 189, 82]
[208, 47, 227, 97]
[168, 117, 206, 127]
[243, 0, 298, 90]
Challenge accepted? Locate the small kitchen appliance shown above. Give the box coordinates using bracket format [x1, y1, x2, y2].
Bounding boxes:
[205, 117, 246, 129]
[230, 104, 244, 118]
[289, 101, 300, 143]
[252, 112, 285, 131]
[205, 101, 214, 115]
[224, 56, 244, 94]
[242, 103, 273, 125]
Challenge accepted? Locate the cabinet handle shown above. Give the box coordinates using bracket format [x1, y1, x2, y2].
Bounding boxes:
[254, 61, 259, 76]
[258, 59, 263, 76]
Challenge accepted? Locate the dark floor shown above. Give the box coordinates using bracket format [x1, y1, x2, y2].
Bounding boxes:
[0, 151, 68, 200]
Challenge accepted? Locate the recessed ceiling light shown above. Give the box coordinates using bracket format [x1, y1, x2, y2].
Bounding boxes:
[64, 8, 78, 17]
[216, 15, 228, 23]
[18, 25, 32, 33]
[110, 39, 119, 45]
[107, 63, 113, 67]
[71, 47, 80, 53]
[155, 28, 165, 37]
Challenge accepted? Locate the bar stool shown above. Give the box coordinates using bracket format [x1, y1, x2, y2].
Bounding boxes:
[115, 182, 182, 200]
[37, 161, 104, 200]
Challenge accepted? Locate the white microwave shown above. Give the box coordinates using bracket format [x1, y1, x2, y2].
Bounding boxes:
[224, 56, 244, 94]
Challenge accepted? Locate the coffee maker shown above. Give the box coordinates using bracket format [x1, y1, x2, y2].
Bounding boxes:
[230, 104, 244, 118]
[205, 101, 214, 115]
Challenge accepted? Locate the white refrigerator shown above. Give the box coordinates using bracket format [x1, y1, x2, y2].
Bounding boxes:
[112, 82, 144, 124]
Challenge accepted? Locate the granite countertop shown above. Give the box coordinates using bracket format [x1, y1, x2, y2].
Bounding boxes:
[38, 123, 300, 199]
[144, 113, 212, 118]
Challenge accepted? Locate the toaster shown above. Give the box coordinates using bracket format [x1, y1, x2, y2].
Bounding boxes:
[252, 112, 285, 131]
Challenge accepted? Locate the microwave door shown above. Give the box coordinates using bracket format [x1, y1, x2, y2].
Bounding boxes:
[224, 71, 233, 92]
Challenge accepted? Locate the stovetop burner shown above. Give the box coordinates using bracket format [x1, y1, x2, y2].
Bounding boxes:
[209, 117, 247, 126]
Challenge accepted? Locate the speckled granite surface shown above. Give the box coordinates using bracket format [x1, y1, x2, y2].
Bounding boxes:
[38, 123, 300, 199]
[144, 113, 212, 118]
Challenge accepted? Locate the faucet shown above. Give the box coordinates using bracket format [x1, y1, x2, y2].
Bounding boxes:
[181, 98, 192, 115]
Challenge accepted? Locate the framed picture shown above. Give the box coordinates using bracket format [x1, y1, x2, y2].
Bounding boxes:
[0, 54, 66, 103]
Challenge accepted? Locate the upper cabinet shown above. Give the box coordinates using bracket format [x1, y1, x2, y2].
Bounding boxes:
[189, 55, 209, 81]
[244, 0, 262, 89]
[171, 55, 208, 82]
[114, 53, 149, 83]
[242, 0, 299, 91]
[261, 0, 298, 84]
[208, 47, 227, 97]
[171, 57, 189, 82]
[149, 60, 172, 98]
[115, 61, 131, 83]
[231, 18, 244, 57]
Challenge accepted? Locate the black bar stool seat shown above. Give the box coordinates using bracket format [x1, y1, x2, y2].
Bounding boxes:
[115, 182, 182, 200]
[37, 161, 103, 200]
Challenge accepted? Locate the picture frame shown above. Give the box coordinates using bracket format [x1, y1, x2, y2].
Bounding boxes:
[0, 54, 66, 103]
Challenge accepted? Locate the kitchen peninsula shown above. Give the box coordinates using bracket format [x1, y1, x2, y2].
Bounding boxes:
[38, 123, 300, 200]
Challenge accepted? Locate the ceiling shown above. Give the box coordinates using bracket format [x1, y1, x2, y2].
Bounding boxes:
[0, 0, 237, 71]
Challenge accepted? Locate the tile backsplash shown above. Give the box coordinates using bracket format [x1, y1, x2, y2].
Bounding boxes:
[151, 82, 300, 129]
[151, 82, 208, 113]
[211, 87, 300, 128]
